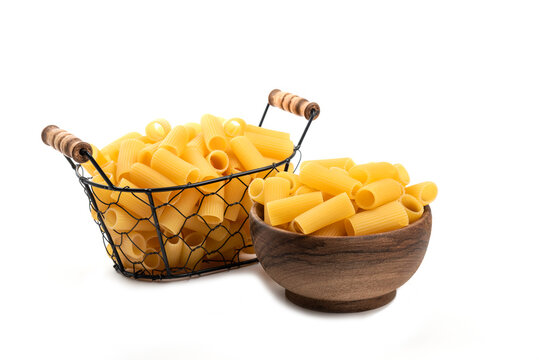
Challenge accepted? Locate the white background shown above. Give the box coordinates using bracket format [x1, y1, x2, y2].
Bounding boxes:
[1, 1, 538, 359]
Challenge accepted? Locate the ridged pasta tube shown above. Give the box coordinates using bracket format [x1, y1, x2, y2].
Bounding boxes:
[230, 136, 270, 174]
[151, 148, 200, 185]
[127, 163, 176, 203]
[348, 162, 398, 184]
[244, 132, 294, 160]
[344, 201, 409, 236]
[116, 139, 145, 181]
[405, 182, 438, 205]
[355, 179, 404, 210]
[292, 193, 355, 234]
[299, 162, 362, 198]
[201, 114, 228, 152]
[145, 119, 171, 142]
[159, 125, 188, 156]
[265, 192, 324, 226]
[400, 194, 424, 223]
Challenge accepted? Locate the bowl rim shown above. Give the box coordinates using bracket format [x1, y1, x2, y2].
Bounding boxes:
[250, 202, 431, 239]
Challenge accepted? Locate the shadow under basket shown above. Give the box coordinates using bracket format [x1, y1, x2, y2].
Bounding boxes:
[41, 89, 320, 280]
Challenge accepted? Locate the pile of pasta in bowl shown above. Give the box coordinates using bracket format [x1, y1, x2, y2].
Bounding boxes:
[248, 159, 437, 236]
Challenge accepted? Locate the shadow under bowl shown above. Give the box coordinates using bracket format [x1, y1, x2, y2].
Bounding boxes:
[250, 203, 432, 313]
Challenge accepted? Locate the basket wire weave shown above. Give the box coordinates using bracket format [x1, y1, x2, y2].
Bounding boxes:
[64, 104, 316, 280]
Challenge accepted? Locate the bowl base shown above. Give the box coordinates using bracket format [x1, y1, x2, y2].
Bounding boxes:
[285, 289, 397, 313]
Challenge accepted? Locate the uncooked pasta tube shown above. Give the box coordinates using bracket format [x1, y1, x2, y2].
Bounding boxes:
[181, 147, 221, 193]
[101, 132, 142, 162]
[275, 172, 300, 194]
[265, 192, 324, 226]
[116, 139, 145, 181]
[199, 188, 226, 225]
[223, 118, 246, 137]
[230, 136, 270, 173]
[184, 122, 201, 141]
[248, 178, 265, 204]
[206, 150, 229, 174]
[355, 178, 404, 210]
[137, 142, 161, 166]
[127, 163, 175, 203]
[159, 188, 202, 235]
[312, 220, 347, 237]
[164, 236, 184, 268]
[179, 232, 207, 271]
[151, 148, 200, 185]
[405, 182, 438, 206]
[263, 177, 290, 224]
[159, 125, 188, 156]
[300, 158, 355, 171]
[244, 132, 294, 160]
[348, 162, 398, 184]
[145, 119, 171, 142]
[201, 114, 228, 152]
[400, 194, 424, 223]
[299, 162, 361, 198]
[292, 193, 355, 234]
[223, 173, 251, 221]
[393, 163, 410, 185]
[344, 201, 409, 236]
[103, 205, 156, 232]
[186, 133, 209, 156]
[113, 178, 152, 218]
[244, 124, 290, 140]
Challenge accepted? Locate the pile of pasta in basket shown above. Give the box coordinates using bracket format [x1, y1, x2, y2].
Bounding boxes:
[249, 159, 437, 236]
[83, 115, 293, 273]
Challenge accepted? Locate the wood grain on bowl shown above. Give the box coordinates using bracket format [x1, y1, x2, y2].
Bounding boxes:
[250, 203, 432, 312]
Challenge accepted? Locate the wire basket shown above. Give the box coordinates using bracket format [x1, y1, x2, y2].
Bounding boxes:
[42, 89, 320, 280]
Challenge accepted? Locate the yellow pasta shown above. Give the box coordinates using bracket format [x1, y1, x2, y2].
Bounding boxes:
[186, 133, 209, 156]
[312, 220, 347, 237]
[159, 125, 188, 156]
[91, 173, 115, 212]
[344, 201, 409, 236]
[230, 136, 270, 173]
[137, 135, 156, 144]
[248, 178, 265, 204]
[158, 188, 202, 236]
[145, 118, 171, 142]
[348, 162, 398, 184]
[142, 248, 165, 271]
[116, 139, 145, 181]
[127, 163, 175, 203]
[184, 122, 202, 141]
[199, 188, 225, 224]
[223, 173, 251, 221]
[355, 178, 404, 210]
[183, 217, 230, 242]
[137, 141, 161, 166]
[103, 204, 156, 232]
[394, 163, 410, 185]
[164, 235, 184, 269]
[294, 185, 315, 195]
[292, 192, 355, 234]
[113, 178, 152, 218]
[181, 147, 221, 193]
[405, 182, 438, 205]
[265, 192, 324, 226]
[299, 162, 362, 198]
[101, 132, 142, 162]
[206, 150, 229, 174]
[245, 124, 290, 140]
[223, 118, 246, 137]
[81, 144, 107, 175]
[300, 158, 355, 171]
[226, 153, 245, 174]
[201, 114, 228, 152]
[275, 172, 300, 194]
[244, 132, 294, 160]
[263, 177, 290, 224]
[329, 166, 350, 177]
[400, 194, 424, 223]
[151, 148, 200, 185]
[95, 161, 117, 183]
[179, 232, 207, 271]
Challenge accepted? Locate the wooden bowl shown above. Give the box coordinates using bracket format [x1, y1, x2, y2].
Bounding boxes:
[249, 203, 432, 313]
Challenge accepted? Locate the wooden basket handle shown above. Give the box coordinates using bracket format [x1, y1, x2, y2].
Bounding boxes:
[268, 89, 320, 120]
[41, 125, 92, 163]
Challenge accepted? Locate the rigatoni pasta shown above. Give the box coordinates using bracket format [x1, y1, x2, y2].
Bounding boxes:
[292, 192, 355, 234]
[299, 162, 361, 198]
[265, 192, 324, 226]
[405, 182, 438, 205]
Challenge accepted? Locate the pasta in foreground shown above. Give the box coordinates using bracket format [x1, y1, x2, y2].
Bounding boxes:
[253, 160, 437, 237]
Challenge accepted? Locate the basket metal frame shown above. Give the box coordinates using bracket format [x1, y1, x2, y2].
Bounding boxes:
[64, 103, 318, 280]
